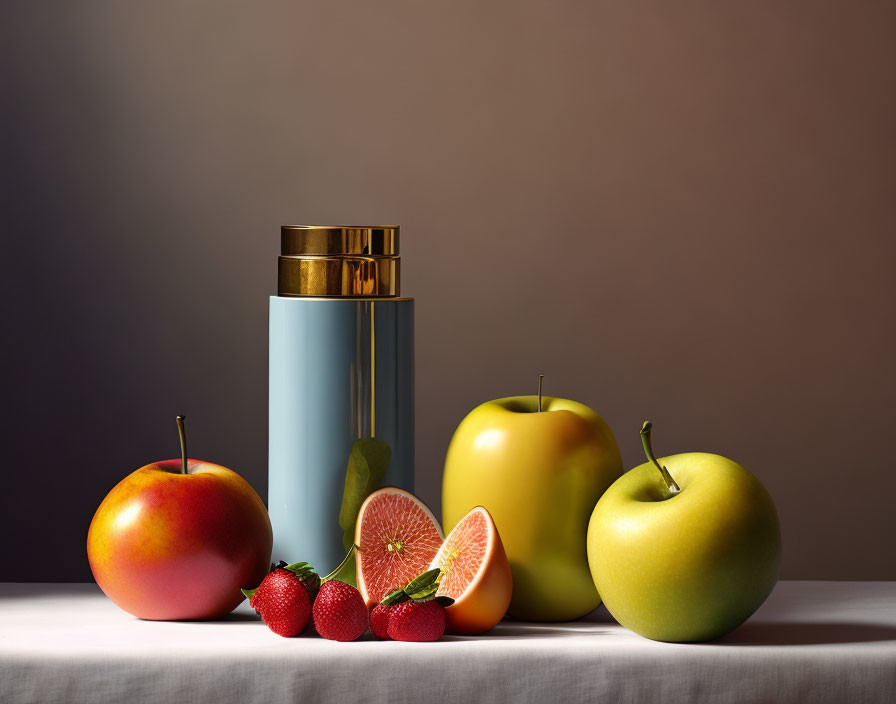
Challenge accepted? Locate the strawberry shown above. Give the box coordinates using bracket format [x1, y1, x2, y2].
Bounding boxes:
[312, 580, 369, 641]
[242, 561, 318, 637]
[369, 603, 392, 640]
[378, 567, 453, 642]
[387, 600, 446, 642]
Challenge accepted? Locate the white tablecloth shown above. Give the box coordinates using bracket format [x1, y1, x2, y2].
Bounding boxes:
[1, 581, 894, 703]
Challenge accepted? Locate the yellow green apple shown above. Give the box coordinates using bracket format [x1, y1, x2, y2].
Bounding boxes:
[442, 377, 623, 620]
[587, 422, 781, 641]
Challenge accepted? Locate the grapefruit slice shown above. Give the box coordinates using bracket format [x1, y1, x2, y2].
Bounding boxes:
[355, 487, 444, 608]
[430, 506, 513, 634]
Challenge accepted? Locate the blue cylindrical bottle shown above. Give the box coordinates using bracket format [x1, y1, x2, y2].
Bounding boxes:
[268, 226, 413, 574]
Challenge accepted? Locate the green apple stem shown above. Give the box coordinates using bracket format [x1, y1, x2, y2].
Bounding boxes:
[640, 421, 680, 495]
[176, 415, 188, 475]
[537, 374, 544, 412]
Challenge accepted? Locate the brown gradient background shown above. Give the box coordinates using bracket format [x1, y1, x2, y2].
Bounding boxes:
[2, 2, 894, 582]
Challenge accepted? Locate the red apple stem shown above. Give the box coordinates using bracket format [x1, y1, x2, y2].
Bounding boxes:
[176, 415, 188, 475]
[537, 374, 544, 412]
[640, 421, 680, 495]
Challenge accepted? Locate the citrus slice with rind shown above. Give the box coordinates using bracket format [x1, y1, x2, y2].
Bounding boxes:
[430, 505, 513, 634]
[355, 487, 443, 608]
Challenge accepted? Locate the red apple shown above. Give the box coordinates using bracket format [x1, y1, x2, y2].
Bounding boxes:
[87, 416, 272, 620]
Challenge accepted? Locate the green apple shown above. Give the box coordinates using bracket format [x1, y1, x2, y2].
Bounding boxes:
[587, 422, 781, 642]
[443, 376, 623, 621]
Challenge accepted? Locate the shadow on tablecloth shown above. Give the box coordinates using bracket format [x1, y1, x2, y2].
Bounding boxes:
[717, 621, 896, 646]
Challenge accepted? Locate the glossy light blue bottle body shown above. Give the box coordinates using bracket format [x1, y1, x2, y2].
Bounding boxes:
[268, 297, 414, 574]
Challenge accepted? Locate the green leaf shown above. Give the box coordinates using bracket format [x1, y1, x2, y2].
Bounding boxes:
[280, 561, 320, 597]
[381, 588, 410, 607]
[403, 568, 441, 594]
[240, 587, 257, 600]
[282, 562, 316, 579]
[407, 583, 439, 601]
[338, 437, 392, 551]
[379, 568, 446, 605]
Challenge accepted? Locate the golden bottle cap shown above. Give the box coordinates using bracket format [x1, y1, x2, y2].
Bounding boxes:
[278, 225, 400, 297]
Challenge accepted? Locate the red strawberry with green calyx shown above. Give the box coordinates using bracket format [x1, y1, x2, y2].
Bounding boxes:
[377, 568, 455, 642]
[387, 600, 446, 642]
[312, 547, 369, 641]
[242, 561, 319, 637]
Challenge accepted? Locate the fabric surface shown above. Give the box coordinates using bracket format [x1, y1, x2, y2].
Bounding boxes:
[1, 581, 894, 703]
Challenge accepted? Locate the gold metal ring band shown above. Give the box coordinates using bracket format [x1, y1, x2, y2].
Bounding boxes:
[277, 255, 399, 297]
[281, 225, 398, 257]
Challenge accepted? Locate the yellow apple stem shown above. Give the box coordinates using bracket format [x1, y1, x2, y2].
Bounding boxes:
[176, 415, 188, 475]
[640, 421, 680, 495]
[537, 374, 544, 412]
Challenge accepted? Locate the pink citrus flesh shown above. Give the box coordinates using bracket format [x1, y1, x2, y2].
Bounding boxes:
[434, 508, 488, 598]
[355, 487, 444, 608]
[430, 506, 513, 634]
